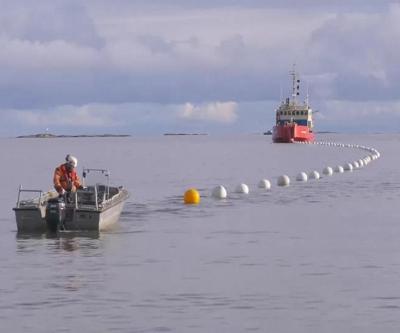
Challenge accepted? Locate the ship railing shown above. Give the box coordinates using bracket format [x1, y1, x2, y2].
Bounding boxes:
[15, 185, 43, 208]
[72, 183, 118, 210]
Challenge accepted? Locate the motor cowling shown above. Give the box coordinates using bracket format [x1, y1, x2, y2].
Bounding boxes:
[46, 197, 66, 231]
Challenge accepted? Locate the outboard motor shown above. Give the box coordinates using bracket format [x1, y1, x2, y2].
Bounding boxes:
[45, 197, 66, 232]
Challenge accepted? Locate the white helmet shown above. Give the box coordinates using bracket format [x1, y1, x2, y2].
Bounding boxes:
[65, 154, 78, 168]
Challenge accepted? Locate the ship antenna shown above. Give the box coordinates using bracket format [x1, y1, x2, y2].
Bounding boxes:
[305, 82, 309, 108]
[290, 63, 300, 104]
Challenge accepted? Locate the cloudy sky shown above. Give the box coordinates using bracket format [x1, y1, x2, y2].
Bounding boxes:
[0, 0, 399, 136]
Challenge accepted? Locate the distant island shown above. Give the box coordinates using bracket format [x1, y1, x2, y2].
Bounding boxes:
[263, 130, 338, 136]
[17, 133, 131, 138]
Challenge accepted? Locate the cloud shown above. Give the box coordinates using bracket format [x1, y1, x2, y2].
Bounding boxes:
[180, 101, 238, 123]
[13, 104, 122, 127]
[314, 100, 400, 132]
[0, 5, 326, 108]
[88, 0, 395, 13]
[0, 1, 399, 135]
[1, 101, 241, 136]
[2, 98, 399, 137]
[0, 0, 104, 47]
[0, 37, 102, 70]
[137, 35, 176, 54]
[306, 3, 400, 101]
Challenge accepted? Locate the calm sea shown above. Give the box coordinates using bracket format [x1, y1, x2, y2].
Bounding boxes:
[1, 133, 400, 332]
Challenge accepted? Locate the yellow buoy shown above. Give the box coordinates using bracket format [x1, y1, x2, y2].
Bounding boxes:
[184, 188, 200, 204]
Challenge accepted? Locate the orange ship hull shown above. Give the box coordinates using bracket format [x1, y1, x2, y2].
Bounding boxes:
[272, 124, 314, 143]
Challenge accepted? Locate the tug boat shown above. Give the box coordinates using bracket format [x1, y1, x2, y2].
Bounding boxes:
[13, 168, 129, 232]
[272, 67, 315, 143]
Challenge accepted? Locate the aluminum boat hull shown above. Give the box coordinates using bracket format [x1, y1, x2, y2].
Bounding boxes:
[13, 187, 129, 232]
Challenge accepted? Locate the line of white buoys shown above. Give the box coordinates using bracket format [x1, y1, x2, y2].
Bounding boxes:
[258, 179, 271, 190]
[187, 140, 381, 203]
[334, 165, 344, 173]
[343, 163, 353, 171]
[296, 172, 308, 182]
[322, 166, 333, 176]
[277, 175, 290, 187]
[296, 141, 380, 180]
[212, 185, 227, 199]
[235, 183, 249, 194]
[308, 170, 320, 180]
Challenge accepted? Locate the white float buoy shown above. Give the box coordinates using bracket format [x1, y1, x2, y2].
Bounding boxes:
[308, 170, 320, 180]
[322, 166, 333, 176]
[235, 183, 249, 194]
[277, 175, 290, 187]
[334, 165, 344, 173]
[344, 163, 353, 171]
[358, 159, 364, 167]
[296, 172, 308, 182]
[212, 185, 227, 199]
[352, 161, 360, 169]
[258, 179, 271, 190]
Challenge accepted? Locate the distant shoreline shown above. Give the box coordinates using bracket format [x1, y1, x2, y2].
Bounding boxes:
[163, 133, 208, 136]
[16, 133, 131, 138]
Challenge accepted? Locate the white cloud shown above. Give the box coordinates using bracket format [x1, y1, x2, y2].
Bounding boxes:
[0, 1, 400, 135]
[0, 0, 103, 47]
[0, 37, 102, 70]
[13, 104, 121, 127]
[180, 101, 238, 123]
[315, 100, 400, 132]
[322, 100, 400, 119]
[306, 3, 400, 96]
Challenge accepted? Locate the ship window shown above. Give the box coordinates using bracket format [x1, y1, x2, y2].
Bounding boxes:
[292, 111, 296, 116]
[280, 111, 283, 115]
[300, 111, 304, 115]
[284, 111, 287, 115]
[296, 111, 300, 115]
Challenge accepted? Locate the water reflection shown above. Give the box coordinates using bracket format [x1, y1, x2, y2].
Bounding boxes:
[16, 230, 101, 253]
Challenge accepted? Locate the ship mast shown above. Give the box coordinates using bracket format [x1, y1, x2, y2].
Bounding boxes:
[305, 83, 309, 109]
[290, 64, 300, 105]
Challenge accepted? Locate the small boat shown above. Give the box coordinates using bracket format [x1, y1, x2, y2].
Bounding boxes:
[13, 168, 129, 232]
[272, 66, 315, 143]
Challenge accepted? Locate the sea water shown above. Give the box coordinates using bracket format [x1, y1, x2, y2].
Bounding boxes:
[0, 133, 399, 332]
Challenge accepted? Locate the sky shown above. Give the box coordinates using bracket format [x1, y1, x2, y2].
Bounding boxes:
[0, 0, 399, 136]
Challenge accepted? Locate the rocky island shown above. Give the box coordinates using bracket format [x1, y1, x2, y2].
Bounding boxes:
[17, 133, 131, 138]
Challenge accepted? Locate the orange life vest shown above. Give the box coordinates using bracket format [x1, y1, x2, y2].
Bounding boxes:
[53, 163, 82, 193]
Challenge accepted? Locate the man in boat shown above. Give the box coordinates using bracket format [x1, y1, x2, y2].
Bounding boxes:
[53, 154, 83, 196]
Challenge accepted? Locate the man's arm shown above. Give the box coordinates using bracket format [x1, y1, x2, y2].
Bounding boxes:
[73, 173, 83, 189]
[53, 167, 64, 194]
